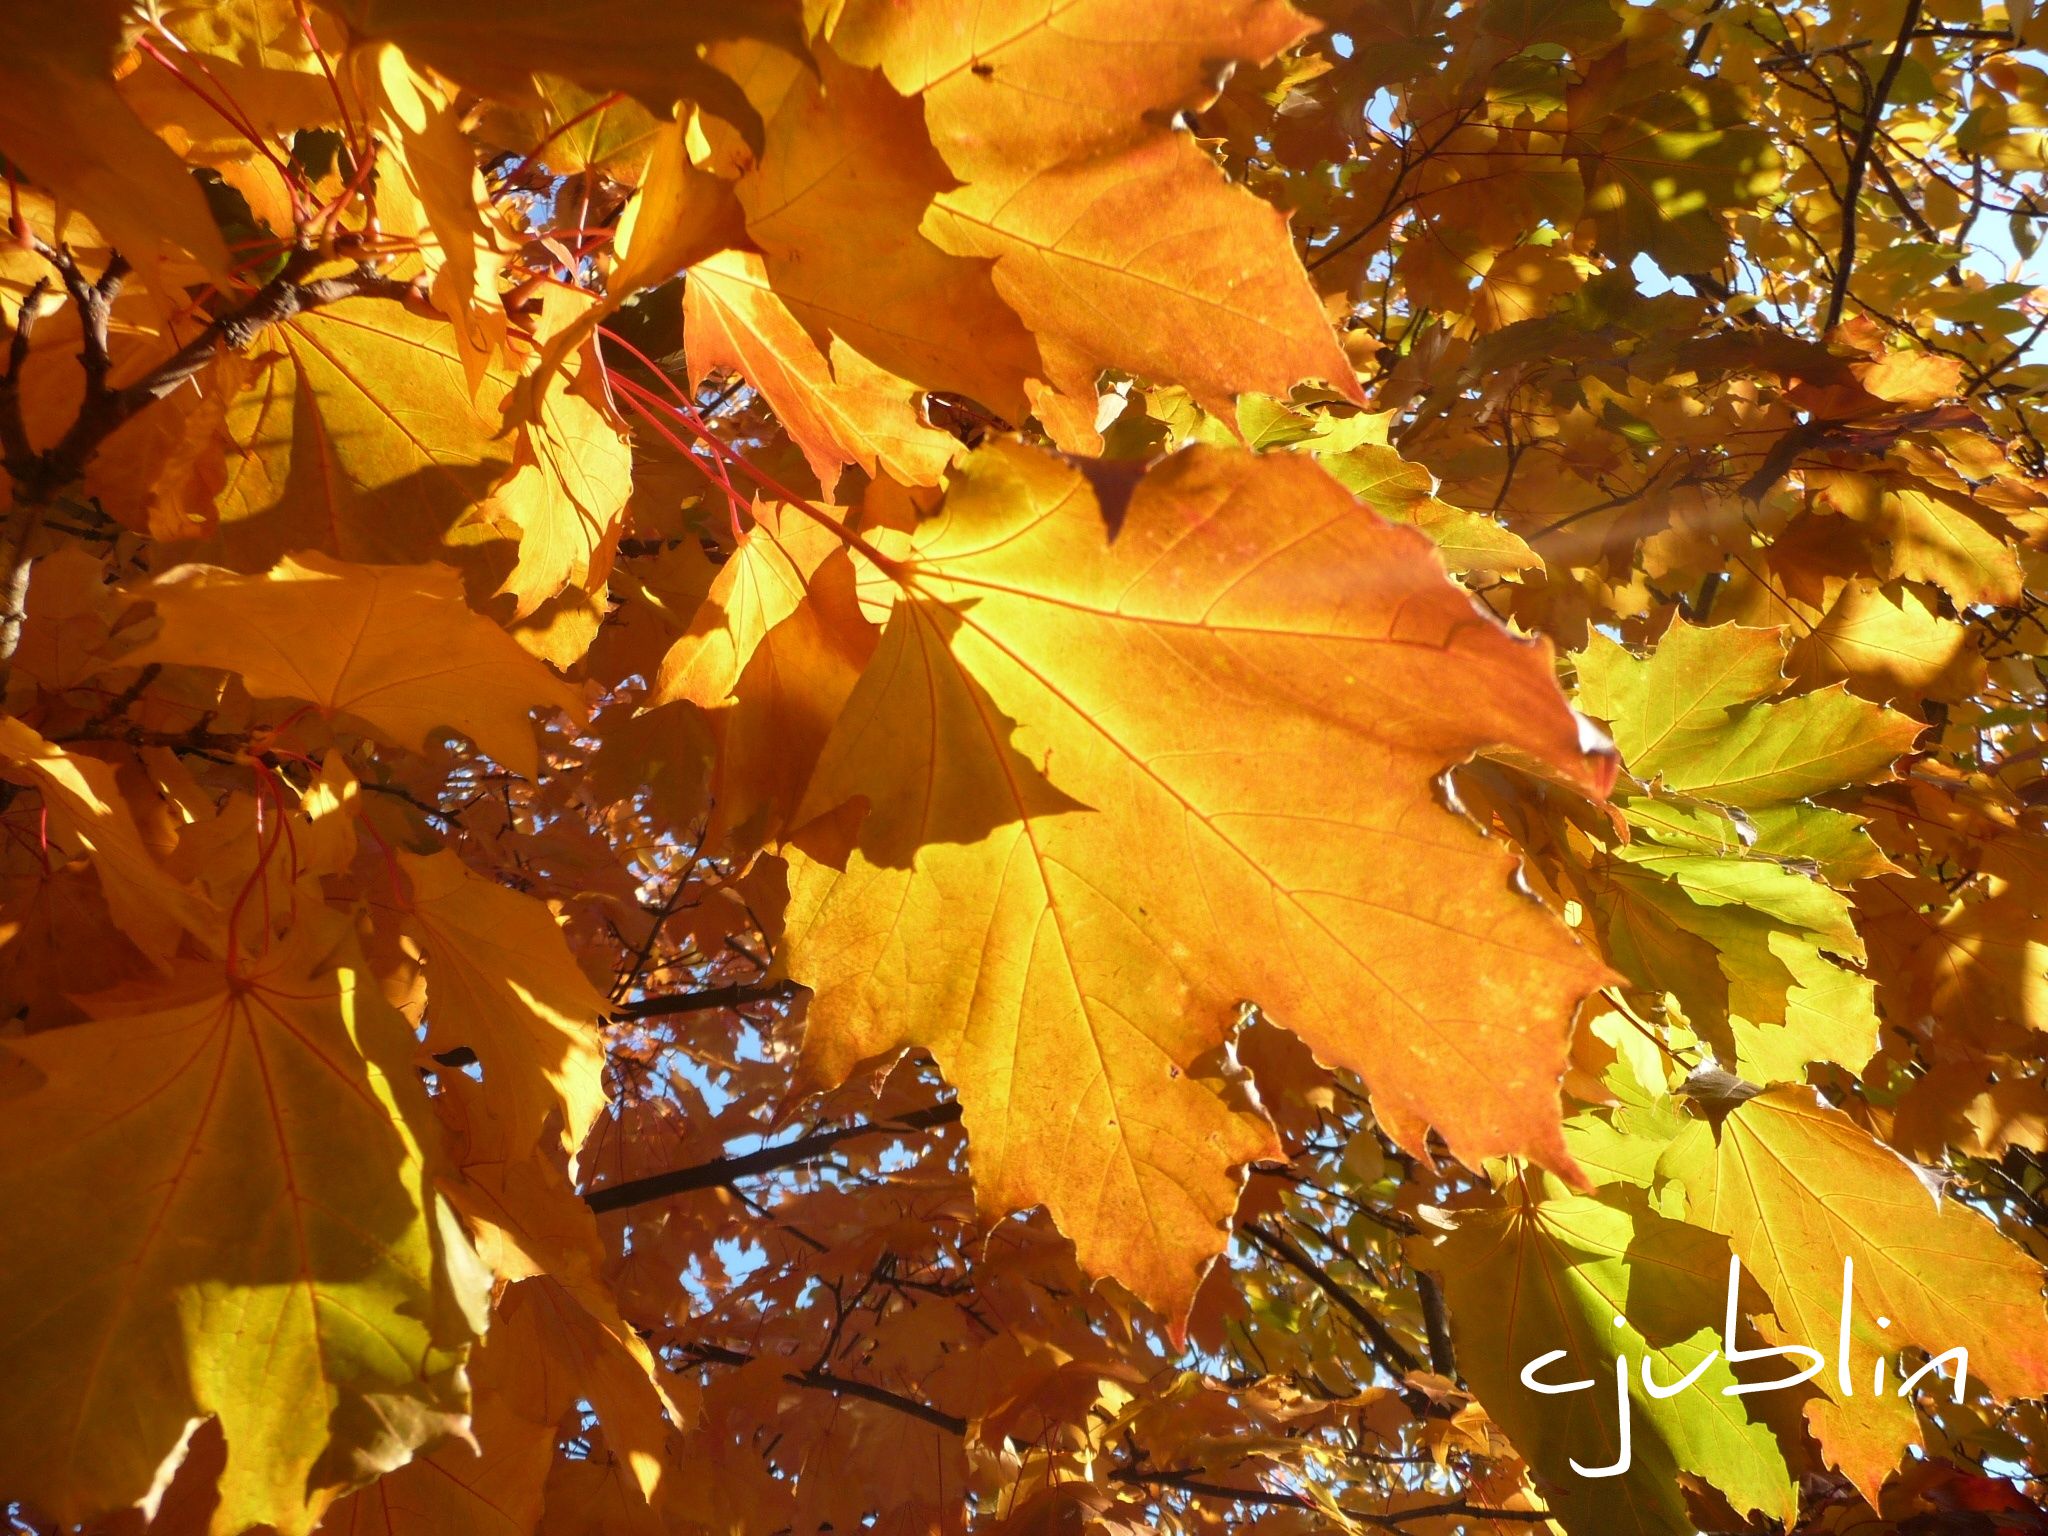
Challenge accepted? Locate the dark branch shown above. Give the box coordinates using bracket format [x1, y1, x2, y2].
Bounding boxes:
[1240, 1220, 1422, 1376]
[1822, 0, 1924, 332]
[11, 243, 422, 506]
[582, 1101, 962, 1215]
[1684, 0, 1728, 67]
[0, 278, 51, 476]
[1418, 1270, 1457, 1379]
[680, 1341, 968, 1435]
[1112, 1469, 1318, 1512]
[1913, 24, 2014, 41]
[615, 979, 800, 1020]
[0, 244, 428, 683]
[1361, 1499, 1552, 1528]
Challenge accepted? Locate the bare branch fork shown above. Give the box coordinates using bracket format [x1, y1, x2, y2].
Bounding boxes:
[0, 242, 427, 684]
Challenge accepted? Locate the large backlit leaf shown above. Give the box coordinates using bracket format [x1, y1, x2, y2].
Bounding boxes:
[182, 300, 519, 573]
[126, 552, 583, 778]
[782, 441, 1615, 1314]
[1429, 1187, 1795, 1535]
[1663, 1087, 2048, 1499]
[394, 849, 611, 1162]
[0, 934, 490, 1534]
[0, 3, 230, 280]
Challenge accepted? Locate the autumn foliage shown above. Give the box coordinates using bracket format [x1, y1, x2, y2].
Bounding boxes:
[5, 0, 2048, 1532]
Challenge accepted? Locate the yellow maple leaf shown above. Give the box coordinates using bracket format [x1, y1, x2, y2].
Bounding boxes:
[0, 932, 490, 1534]
[0, 715, 218, 964]
[124, 551, 583, 778]
[684, 248, 960, 493]
[393, 848, 611, 1164]
[1665, 1087, 2048, 1500]
[781, 441, 1615, 1315]
[0, 2, 230, 282]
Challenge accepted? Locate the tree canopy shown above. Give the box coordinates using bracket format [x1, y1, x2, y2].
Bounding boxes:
[3, 1, 2048, 1533]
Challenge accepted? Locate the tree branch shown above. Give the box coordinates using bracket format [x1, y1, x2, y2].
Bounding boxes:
[1684, 0, 1728, 67]
[680, 1341, 967, 1435]
[1822, 0, 1924, 332]
[10, 244, 419, 509]
[1361, 1499, 1552, 1528]
[1112, 1469, 1318, 1513]
[0, 245, 428, 684]
[0, 278, 52, 478]
[1418, 1270, 1457, 1379]
[614, 979, 800, 1020]
[582, 1101, 962, 1215]
[1239, 1220, 1422, 1376]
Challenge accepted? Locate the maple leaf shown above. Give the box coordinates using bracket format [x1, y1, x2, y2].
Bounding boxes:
[1865, 875, 2048, 1037]
[1291, 408, 1541, 574]
[324, 0, 807, 146]
[348, 41, 512, 383]
[1564, 58, 1782, 271]
[123, 552, 582, 778]
[1788, 578, 1988, 704]
[486, 331, 635, 620]
[1574, 621, 1912, 1079]
[479, 76, 664, 183]
[822, 0, 1316, 178]
[821, 0, 1355, 428]
[319, 1281, 560, 1536]
[0, 3, 230, 282]
[184, 300, 520, 574]
[781, 441, 1614, 1315]
[392, 849, 611, 1163]
[925, 132, 1366, 430]
[6, 0, 2048, 1526]
[0, 716, 219, 964]
[1815, 471, 2026, 607]
[0, 931, 490, 1534]
[683, 249, 960, 493]
[1664, 1087, 2048, 1500]
[730, 45, 1043, 422]
[115, 0, 346, 165]
[1428, 1186, 1795, 1534]
[707, 547, 879, 850]
[649, 502, 845, 708]
[606, 112, 748, 301]
[1575, 619, 1924, 810]
[510, 114, 746, 430]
